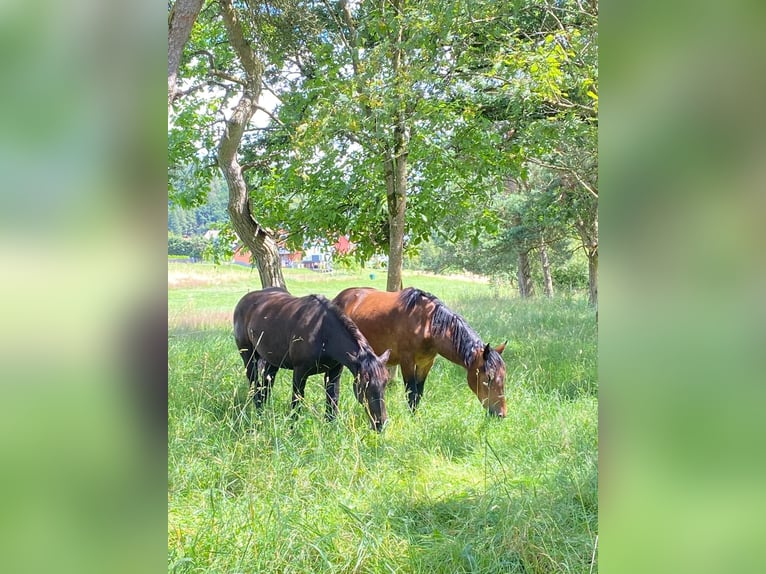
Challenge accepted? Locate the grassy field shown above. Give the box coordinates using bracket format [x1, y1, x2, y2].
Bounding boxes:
[168, 262, 598, 573]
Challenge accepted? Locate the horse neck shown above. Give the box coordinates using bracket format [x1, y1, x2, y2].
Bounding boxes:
[432, 331, 474, 371]
[426, 301, 481, 372]
[325, 329, 364, 375]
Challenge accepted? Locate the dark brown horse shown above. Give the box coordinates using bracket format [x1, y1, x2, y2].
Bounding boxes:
[233, 287, 391, 431]
[333, 287, 507, 416]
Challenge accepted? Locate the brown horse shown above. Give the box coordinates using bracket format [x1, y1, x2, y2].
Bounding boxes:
[333, 287, 507, 416]
[233, 287, 391, 431]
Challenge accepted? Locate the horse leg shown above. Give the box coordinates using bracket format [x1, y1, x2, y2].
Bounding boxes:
[255, 360, 278, 408]
[291, 369, 309, 412]
[239, 346, 260, 401]
[402, 358, 434, 413]
[401, 361, 421, 413]
[324, 364, 343, 422]
[415, 358, 435, 404]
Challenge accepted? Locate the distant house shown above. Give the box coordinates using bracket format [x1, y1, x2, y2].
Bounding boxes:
[232, 246, 251, 266]
[232, 234, 354, 269]
[232, 244, 295, 267]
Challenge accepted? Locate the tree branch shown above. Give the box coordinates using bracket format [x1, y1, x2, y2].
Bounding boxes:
[260, 80, 283, 103]
[211, 69, 246, 86]
[188, 50, 247, 86]
[339, 0, 361, 76]
[527, 157, 598, 199]
[168, 0, 205, 108]
[243, 126, 282, 133]
[219, 0, 263, 93]
[542, 0, 565, 31]
[254, 104, 285, 127]
[240, 160, 270, 172]
[173, 81, 212, 101]
[320, 0, 354, 58]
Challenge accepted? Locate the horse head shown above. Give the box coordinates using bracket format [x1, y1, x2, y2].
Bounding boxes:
[351, 349, 391, 431]
[467, 342, 507, 417]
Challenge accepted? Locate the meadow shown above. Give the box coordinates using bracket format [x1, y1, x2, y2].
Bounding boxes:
[168, 263, 598, 573]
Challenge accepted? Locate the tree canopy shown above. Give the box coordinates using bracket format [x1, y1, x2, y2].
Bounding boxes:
[168, 0, 597, 300]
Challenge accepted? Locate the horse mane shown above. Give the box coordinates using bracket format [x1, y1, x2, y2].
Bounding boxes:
[400, 287, 500, 368]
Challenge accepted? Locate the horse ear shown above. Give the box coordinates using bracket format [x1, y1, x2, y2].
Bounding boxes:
[483, 343, 491, 361]
[378, 349, 391, 364]
[495, 340, 508, 355]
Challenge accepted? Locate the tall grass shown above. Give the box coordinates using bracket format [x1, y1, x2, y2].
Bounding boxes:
[168, 263, 597, 573]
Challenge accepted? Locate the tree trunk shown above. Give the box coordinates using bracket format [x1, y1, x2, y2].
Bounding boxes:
[385, 148, 407, 292]
[587, 247, 598, 306]
[220, 153, 285, 288]
[384, 0, 408, 293]
[585, 212, 598, 306]
[517, 249, 535, 298]
[504, 176, 534, 298]
[540, 241, 554, 297]
[573, 200, 597, 307]
[218, 0, 285, 289]
[168, 0, 205, 109]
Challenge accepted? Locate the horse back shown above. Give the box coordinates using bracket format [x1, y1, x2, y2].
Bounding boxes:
[333, 287, 434, 365]
[234, 288, 347, 369]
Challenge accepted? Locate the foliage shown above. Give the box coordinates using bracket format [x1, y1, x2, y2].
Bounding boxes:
[551, 247, 589, 290]
[332, 251, 361, 271]
[416, 158, 589, 292]
[168, 0, 323, 198]
[203, 222, 240, 265]
[168, 175, 230, 236]
[168, 97, 219, 208]
[169, 0, 597, 295]
[438, 0, 598, 298]
[234, 0, 527, 263]
[419, 231, 588, 292]
[168, 233, 210, 260]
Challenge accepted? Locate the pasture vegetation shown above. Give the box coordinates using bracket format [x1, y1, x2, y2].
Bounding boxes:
[168, 262, 597, 573]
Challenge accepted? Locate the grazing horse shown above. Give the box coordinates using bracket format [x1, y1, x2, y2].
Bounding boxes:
[333, 287, 507, 416]
[233, 287, 391, 431]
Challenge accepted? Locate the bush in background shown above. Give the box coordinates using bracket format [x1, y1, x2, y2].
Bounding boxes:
[167, 233, 210, 261]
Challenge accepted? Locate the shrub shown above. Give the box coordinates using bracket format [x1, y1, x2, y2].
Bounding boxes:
[168, 233, 209, 261]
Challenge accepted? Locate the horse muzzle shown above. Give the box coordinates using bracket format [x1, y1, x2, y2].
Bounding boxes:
[370, 416, 388, 432]
[488, 405, 506, 418]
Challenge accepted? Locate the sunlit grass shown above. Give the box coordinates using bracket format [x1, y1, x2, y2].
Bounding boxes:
[168, 262, 597, 573]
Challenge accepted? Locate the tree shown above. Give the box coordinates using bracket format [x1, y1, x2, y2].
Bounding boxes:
[416, 158, 588, 297]
[522, 113, 597, 304]
[168, 0, 205, 108]
[170, 0, 294, 288]
[168, 174, 229, 236]
[504, 177, 535, 298]
[276, 0, 419, 291]
[249, 0, 511, 291]
[217, 0, 286, 288]
[169, 0, 597, 301]
[467, 0, 598, 304]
